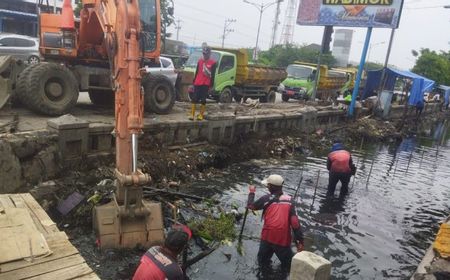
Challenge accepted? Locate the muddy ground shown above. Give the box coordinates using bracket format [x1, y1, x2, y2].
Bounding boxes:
[28, 112, 445, 279]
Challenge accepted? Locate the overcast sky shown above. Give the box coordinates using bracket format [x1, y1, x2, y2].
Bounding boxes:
[167, 0, 450, 70]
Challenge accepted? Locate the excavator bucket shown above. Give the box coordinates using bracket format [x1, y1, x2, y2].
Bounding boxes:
[93, 199, 165, 249]
[0, 56, 13, 109]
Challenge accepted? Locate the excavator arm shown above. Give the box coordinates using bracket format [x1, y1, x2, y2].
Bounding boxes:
[91, 0, 165, 249]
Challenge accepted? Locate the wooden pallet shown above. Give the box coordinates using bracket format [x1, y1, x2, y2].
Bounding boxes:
[0, 193, 99, 280]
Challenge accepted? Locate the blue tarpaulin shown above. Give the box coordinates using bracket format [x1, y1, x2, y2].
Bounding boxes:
[363, 68, 435, 106]
[441, 86, 450, 106]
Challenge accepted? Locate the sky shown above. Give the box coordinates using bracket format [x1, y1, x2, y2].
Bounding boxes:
[167, 0, 450, 70]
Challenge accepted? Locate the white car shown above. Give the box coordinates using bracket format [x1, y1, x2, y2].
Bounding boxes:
[145, 56, 178, 87]
[0, 33, 40, 64]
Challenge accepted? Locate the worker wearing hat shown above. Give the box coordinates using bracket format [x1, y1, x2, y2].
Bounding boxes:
[247, 174, 304, 272]
[190, 43, 217, 121]
[133, 225, 192, 280]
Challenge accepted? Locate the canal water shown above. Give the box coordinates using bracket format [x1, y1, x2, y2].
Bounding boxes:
[186, 121, 450, 280]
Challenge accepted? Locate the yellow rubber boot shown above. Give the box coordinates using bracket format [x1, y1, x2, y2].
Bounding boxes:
[197, 104, 206, 121]
[189, 104, 196, 120]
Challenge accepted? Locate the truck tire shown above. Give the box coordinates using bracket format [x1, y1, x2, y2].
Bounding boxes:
[88, 89, 114, 107]
[219, 87, 232, 103]
[15, 63, 40, 106]
[21, 63, 79, 116]
[260, 90, 276, 103]
[143, 75, 175, 115]
[282, 95, 290, 102]
[234, 95, 242, 103]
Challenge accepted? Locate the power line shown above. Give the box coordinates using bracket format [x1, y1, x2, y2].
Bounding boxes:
[175, 13, 271, 47]
[174, 19, 182, 41]
[270, 0, 282, 48]
[222, 19, 236, 48]
[175, 1, 273, 38]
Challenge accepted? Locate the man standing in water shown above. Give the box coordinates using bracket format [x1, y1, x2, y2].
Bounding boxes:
[247, 174, 304, 273]
[327, 139, 355, 197]
[189, 43, 216, 121]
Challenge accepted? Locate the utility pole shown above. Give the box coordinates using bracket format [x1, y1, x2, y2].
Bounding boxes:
[175, 19, 182, 41]
[244, 0, 281, 61]
[270, 0, 283, 48]
[221, 19, 236, 48]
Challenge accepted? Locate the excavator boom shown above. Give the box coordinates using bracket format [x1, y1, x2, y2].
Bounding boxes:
[74, 0, 164, 249]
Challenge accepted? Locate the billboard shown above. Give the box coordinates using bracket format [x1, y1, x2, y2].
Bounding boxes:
[297, 0, 404, 28]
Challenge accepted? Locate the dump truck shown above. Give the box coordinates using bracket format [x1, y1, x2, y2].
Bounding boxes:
[279, 62, 349, 102]
[180, 48, 286, 103]
[0, 0, 176, 116]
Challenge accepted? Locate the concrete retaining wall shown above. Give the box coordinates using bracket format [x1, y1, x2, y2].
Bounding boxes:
[0, 103, 442, 193]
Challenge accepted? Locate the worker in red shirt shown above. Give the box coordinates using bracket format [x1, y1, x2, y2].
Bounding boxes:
[247, 174, 304, 272]
[133, 225, 192, 280]
[327, 139, 355, 197]
[190, 44, 216, 121]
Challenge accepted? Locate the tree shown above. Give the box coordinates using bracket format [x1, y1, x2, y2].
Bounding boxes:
[161, 0, 175, 39]
[74, 1, 83, 17]
[364, 62, 384, 71]
[412, 49, 450, 86]
[258, 44, 336, 68]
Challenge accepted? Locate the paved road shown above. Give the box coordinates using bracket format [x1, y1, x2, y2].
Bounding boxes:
[0, 92, 306, 133]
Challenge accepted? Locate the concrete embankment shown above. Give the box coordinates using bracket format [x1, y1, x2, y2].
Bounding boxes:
[0, 102, 442, 193]
[411, 216, 450, 280]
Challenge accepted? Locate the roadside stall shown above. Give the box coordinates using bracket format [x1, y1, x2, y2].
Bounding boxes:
[363, 68, 435, 117]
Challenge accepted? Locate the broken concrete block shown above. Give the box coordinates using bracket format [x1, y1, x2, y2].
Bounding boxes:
[30, 181, 58, 201]
[21, 145, 60, 187]
[0, 141, 22, 193]
[290, 251, 331, 280]
[47, 114, 89, 161]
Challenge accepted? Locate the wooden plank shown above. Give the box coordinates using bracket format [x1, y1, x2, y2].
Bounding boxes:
[45, 231, 69, 242]
[9, 194, 26, 208]
[0, 239, 79, 273]
[0, 195, 15, 208]
[20, 193, 59, 234]
[26, 263, 94, 280]
[73, 272, 101, 280]
[0, 255, 86, 280]
[10, 196, 48, 237]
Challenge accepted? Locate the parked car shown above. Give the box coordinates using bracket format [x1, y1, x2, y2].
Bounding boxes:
[0, 34, 40, 64]
[145, 56, 177, 87]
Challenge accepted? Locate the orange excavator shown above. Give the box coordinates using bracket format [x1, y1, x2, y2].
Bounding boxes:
[34, 0, 166, 248]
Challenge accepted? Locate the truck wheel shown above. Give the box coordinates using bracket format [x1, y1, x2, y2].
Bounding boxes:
[219, 87, 232, 103]
[267, 90, 276, 103]
[28, 55, 40, 64]
[260, 91, 276, 103]
[234, 94, 242, 103]
[282, 95, 290, 102]
[15, 63, 40, 106]
[88, 89, 114, 107]
[21, 63, 79, 116]
[143, 75, 175, 115]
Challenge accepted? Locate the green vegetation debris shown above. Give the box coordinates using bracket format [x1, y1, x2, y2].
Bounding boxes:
[188, 213, 236, 242]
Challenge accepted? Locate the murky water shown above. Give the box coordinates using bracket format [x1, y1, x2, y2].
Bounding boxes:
[186, 121, 450, 280]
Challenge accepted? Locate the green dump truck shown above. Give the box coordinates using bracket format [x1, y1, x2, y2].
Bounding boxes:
[279, 62, 351, 102]
[181, 48, 286, 103]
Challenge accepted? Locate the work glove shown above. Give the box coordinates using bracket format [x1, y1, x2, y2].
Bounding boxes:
[248, 185, 256, 193]
[296, 242, 304, 253]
